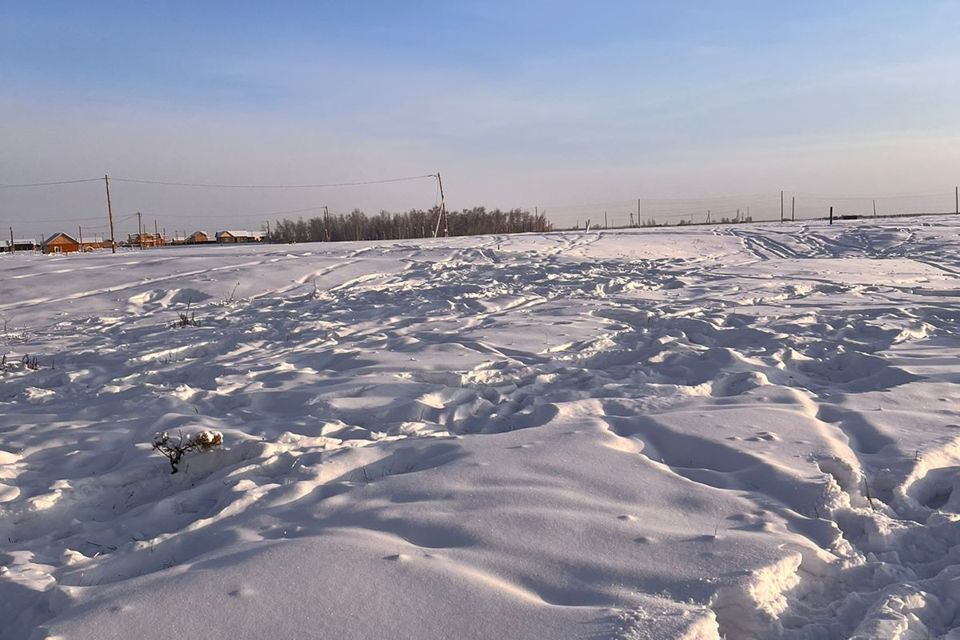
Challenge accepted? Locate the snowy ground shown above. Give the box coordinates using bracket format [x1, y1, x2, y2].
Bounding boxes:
[2, 217, 960, 640]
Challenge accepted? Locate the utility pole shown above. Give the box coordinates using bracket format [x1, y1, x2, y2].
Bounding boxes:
[154, 219, 159, 246]
[137, 212, 143, 249]
[873, 199, 877, 218]
[431, 172, 447, 238]
[829, 206, 834, 225]
[791, 197, 795, 222]
[9, 227, 14, 254]
[604, 211, 608, 229]
[955, 186, 958, 214]
[780, 190, 784, 223]
[78, 225, 83, 248]
[637, 198, 642, 227]
[104, 174, 116, 254]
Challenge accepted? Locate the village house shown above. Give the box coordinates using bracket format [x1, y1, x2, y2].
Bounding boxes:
[186, 230, 213, 244]
[15, 238, 39, 251]
[1, 238, 40, 252]
[215, 229, 262, 243]
[125, 233, 164, 248]
[42, 233, 81, 254]
[82, 239, 112, 251]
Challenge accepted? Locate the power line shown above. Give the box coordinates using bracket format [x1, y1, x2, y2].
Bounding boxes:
[532, 192, 780, 212]
[134, 204, 330, 221]
[642, 192, 777, 203]
[0, 178, 102, 189]
[6, 213, 108, 224]
[109, 174, 436, 189]
[792, 190, 948, 200]
[4, 211, 139, 226]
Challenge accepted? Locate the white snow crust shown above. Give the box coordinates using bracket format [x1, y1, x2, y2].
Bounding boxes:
[2, 217, 960, 639]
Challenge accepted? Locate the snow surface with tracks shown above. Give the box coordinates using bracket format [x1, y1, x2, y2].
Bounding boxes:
[2, 217, 960, 639]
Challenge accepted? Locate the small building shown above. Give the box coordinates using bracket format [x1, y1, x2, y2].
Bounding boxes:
[42, 233, 81, 254]
[2, 238, 39, 252]
[186, 230, 212, 244]
[126, 233, 164, 248]
[81, 239, 112, 252]
[216, 230, 262, 244]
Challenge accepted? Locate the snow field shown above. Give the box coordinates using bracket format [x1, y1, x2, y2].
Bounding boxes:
[1, 218, 960, 639]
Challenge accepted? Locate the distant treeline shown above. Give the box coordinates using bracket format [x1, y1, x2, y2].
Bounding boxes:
[271, 207, 551, 243]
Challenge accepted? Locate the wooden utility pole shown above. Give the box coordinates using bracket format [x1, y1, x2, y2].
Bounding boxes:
[637, 198, 641, 227]
[78, 225, 83, 247]
[431, 172, 447, 238]
[780, 190, 784, 223]
[955, 186, 958, 214]
[829, 206, 834, 225]
[873, 199, 877, 218]
[604, 211, 608, 229]
[104, 174, 116, 253]
[439, 172, 448, 237]
[137, 212, 143, 249]
[791, 196, 795, 222]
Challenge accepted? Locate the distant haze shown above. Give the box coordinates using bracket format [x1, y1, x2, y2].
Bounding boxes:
[3, 1, 960, 236]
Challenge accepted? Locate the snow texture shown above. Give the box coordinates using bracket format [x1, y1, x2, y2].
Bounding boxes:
[2, 217, 960, 639]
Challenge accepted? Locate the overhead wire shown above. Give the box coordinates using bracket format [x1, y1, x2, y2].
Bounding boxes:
[0, 178, 102, 189]
[109, 174, 436, 189]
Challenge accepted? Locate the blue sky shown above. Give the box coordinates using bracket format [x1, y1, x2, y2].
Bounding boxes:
[2, 1, 960, 233]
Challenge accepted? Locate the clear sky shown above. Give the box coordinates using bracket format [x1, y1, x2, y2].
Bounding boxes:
[2, 1, 960, 235]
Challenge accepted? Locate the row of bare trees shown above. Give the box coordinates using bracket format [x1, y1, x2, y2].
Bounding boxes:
[270, 207, 551, 243]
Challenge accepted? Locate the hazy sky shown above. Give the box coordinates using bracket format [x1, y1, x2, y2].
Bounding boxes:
[3, 1, 960, 235]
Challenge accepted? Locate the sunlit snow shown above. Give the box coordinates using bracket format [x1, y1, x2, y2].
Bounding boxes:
[2, 217, 960, 639]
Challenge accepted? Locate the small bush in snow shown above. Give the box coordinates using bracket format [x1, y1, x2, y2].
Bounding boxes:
[172, 299, 201, 328]
[152, 430, 223, 474]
